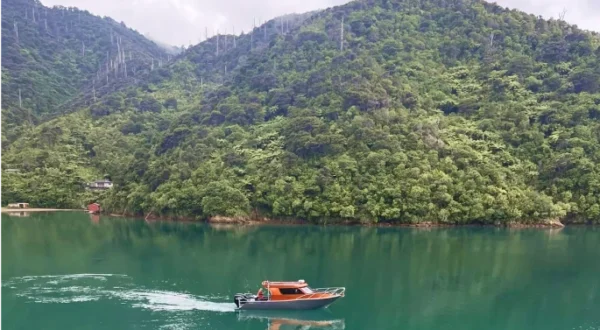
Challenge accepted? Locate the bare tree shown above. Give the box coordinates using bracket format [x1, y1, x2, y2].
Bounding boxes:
[233, 25, 236, 48]
[340, 16, 344, 51]
[117, 37, 122, 63]
[558, 8, 567, 21]
[216, 30, 219, 55]
[251, 18, 255, 49]
[18, 89, 22, 108]
[82, 41, 85, 57]
[14, 21, 19, 44]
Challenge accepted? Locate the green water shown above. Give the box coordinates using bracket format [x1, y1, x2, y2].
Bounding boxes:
[2, 212, 599, 330]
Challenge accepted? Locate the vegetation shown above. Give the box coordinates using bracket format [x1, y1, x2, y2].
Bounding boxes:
[2, 0, 600, 224]
[1, 0, 168, 144]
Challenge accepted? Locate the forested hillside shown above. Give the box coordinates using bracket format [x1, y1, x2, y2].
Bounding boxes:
[3, 0, 600, 225]
[1, 0, 168, 144]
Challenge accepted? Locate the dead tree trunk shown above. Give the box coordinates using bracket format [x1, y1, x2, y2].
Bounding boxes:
[232, 25, 236, 48]
[14, 21, 19, 44]
[340, 16, 344, 51]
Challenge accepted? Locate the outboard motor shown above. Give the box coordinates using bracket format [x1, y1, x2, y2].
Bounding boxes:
[234, 293, 252, 308]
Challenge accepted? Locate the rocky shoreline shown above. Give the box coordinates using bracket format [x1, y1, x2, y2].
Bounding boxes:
[101, 212, 582, 228]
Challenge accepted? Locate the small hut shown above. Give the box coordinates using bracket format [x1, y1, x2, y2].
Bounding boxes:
[87, 203, 101, 214]
[7, 203, 29, 209]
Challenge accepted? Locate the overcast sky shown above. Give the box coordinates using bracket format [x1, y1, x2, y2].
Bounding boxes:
[39, 0, 600, 46]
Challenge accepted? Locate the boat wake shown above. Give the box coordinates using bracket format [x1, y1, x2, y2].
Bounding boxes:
[3, 274, 236, 313]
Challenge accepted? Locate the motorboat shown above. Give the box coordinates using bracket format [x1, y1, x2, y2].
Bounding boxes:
[234, 280, 345, 310]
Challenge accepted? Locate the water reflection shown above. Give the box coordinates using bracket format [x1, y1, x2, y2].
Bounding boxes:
[89, 214, 100, 224]
[7, 211, 30, 217]
[238, 310, 345, 330]
[2, 213, 599, 330]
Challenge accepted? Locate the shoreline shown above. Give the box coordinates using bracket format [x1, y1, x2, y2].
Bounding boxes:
[1, 208, 84, 213]
[105, 212, 590, 229]
[3, 208, 595, 228]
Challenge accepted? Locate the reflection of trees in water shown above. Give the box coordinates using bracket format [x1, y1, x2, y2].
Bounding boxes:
[2, 213, 599, 329]
[7, 211, 30, 217]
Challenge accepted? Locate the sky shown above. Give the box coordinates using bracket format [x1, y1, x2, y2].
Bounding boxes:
[39, 0, 600, 46]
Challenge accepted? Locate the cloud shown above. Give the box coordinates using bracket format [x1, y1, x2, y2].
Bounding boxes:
[39, 0, 600, 46]
[39, 0, 348, 45]
[494, 0, 600, 32]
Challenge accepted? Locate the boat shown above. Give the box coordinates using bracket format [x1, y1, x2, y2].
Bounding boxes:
[233, 280, 345, 311]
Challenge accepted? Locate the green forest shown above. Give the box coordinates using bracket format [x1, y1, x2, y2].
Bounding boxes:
[2, 0, 600, 225]
[1, 0, 169, 143]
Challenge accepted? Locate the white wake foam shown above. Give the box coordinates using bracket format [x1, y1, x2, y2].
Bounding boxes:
[112, 289, 235, 312]
[4, 274, 236, 313]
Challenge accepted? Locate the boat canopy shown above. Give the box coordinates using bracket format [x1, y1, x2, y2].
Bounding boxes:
[262, 280, 308, 289]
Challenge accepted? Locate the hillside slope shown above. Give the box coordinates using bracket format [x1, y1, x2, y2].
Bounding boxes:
[1, 0, 168, 143]
[3, 0, 600, 224]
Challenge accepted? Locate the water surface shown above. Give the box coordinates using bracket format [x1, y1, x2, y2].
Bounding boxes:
[2, 212, 599, 329]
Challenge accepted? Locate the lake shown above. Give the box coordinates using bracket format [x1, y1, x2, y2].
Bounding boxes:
[2, 212, 599, 329]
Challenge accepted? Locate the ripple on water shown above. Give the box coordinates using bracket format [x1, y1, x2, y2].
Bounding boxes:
[3, 274, 236, 313]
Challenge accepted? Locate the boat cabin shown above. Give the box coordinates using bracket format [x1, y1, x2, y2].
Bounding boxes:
[258, 280, 322, 301]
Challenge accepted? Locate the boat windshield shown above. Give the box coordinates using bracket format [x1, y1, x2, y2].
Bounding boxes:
[302, 287, 314, 294]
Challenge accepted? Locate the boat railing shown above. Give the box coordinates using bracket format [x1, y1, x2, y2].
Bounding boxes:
[295, 287, 346, 300]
